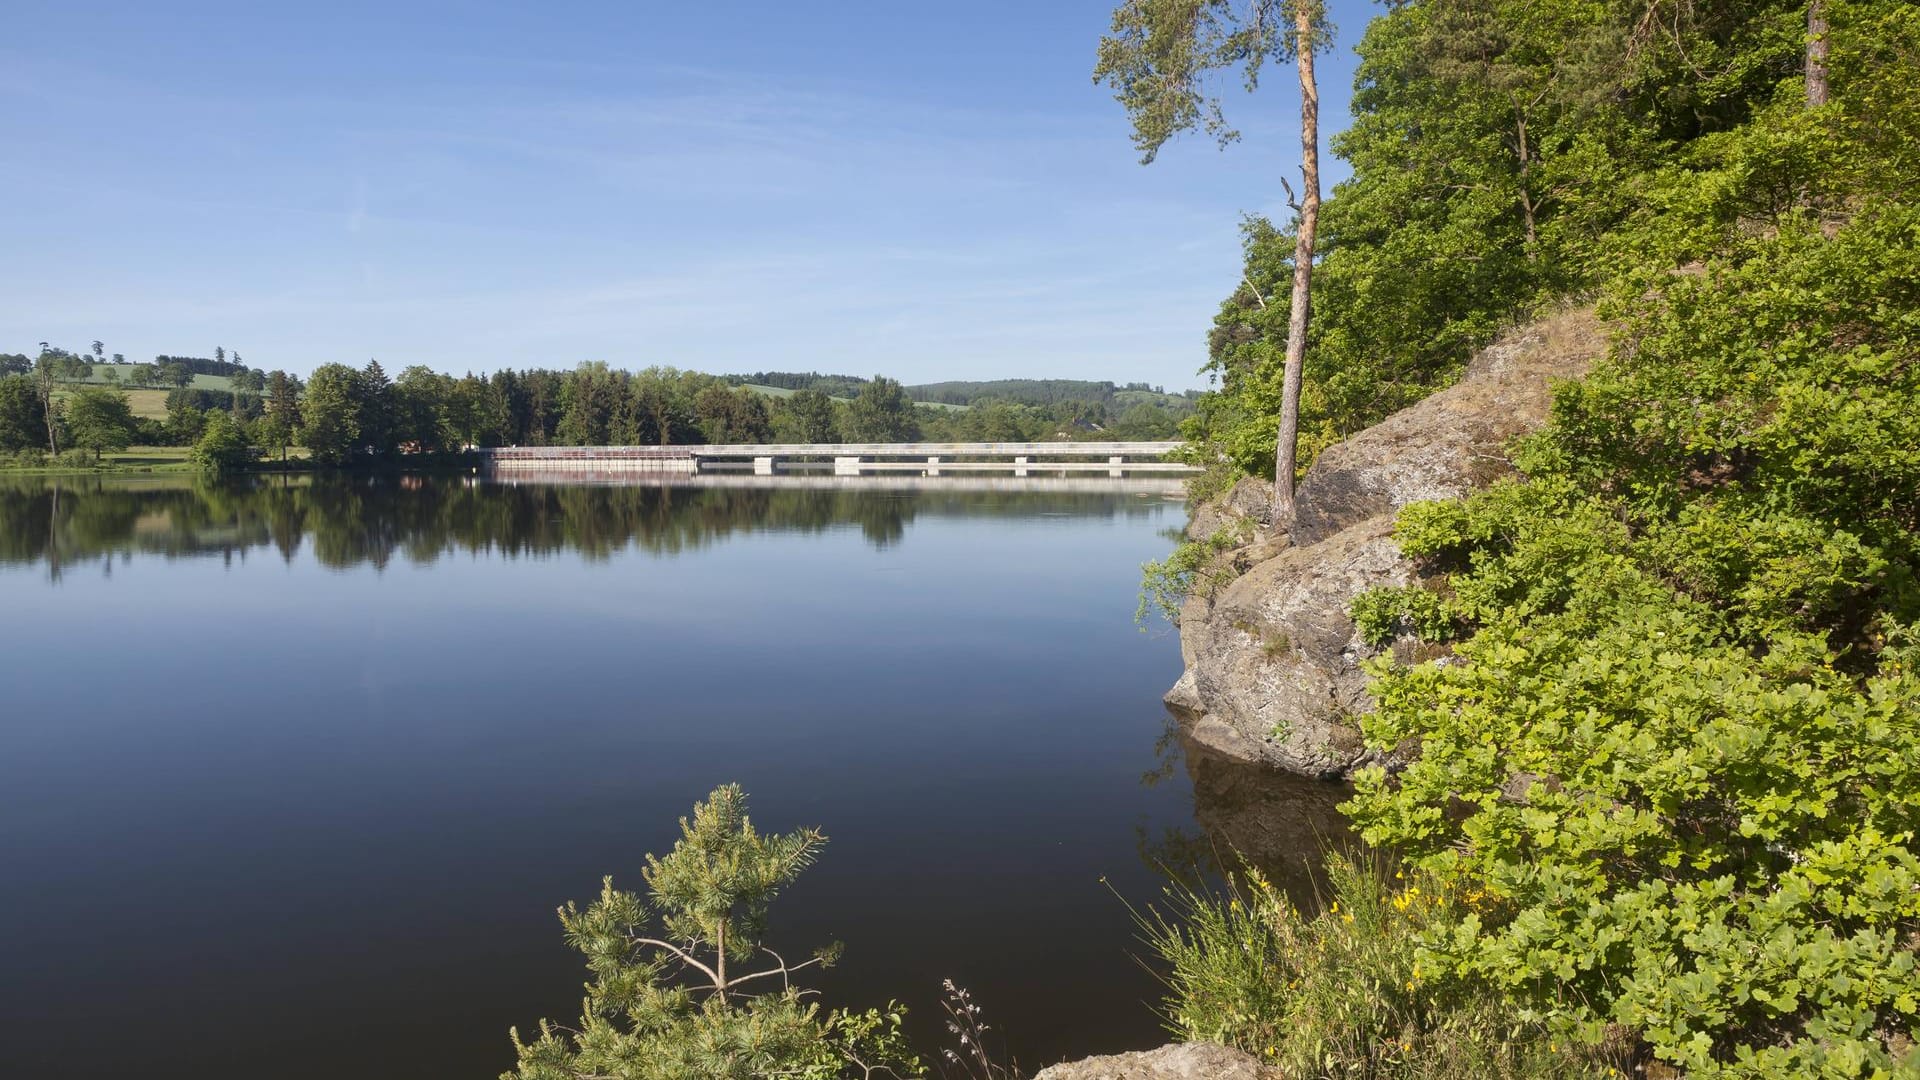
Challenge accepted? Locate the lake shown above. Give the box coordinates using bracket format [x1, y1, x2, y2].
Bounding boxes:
[0, 473, 1346, 1077]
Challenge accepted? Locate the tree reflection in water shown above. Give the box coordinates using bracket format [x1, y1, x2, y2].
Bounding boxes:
[0, 473, 1172, 577]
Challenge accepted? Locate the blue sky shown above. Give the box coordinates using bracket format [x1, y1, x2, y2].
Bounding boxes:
[2, 1, 1370, 388]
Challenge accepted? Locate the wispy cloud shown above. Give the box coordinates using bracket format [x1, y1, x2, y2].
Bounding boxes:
[0, 23, 1304, 387]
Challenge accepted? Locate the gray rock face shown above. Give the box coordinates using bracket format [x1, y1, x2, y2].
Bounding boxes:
[1032, 1042, 1280, 1080]
[1185, 475, 1276, 542]
[1291, 308, 1601, 546]
[1167, 310, 1602, 776]
[1169, 514, 1415, 775]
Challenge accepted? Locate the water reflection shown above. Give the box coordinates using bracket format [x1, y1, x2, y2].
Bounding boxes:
[0, 474, 1176, 576]
[1140, 721, 1355, 907]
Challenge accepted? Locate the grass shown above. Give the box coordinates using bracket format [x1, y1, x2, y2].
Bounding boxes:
[738, 383, 971, 412]
[64, 364, 239, 392]
[105, 446, 196, 471]
[49, 387, 175, 420]
[53, 377, 232, 423]
[2, 444, 314, 475]
[0, 446, 186, 474]
[1114, 389, 1197, 411]
[1139, 851, 1636, 1079]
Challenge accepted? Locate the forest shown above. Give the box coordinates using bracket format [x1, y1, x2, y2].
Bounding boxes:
[1112, 0, 1920, 1077]
[0, 354, 1188, 470]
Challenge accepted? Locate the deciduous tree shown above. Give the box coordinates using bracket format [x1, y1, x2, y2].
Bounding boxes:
[64, 386, 137, 453]
[844, 376, 916, 442]
[301, 364, 361, 466]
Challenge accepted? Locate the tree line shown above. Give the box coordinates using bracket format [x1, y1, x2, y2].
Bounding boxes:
[1, 351, 1187, 469]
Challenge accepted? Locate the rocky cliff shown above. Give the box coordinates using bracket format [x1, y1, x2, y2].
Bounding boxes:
[1164, 308, 1604, 777]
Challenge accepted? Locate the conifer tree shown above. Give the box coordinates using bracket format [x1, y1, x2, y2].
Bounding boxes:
[1096, 0, 1330, 527]
[504, 785, 920, 1080]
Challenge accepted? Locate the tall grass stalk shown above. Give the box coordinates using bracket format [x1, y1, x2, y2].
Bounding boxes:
[1137, 852, 1632, 1079]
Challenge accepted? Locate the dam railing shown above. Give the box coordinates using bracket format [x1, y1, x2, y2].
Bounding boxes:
[478, 442, 1197, 478]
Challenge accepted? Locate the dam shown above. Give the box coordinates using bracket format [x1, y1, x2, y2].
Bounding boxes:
[477, 441, 1198, 478]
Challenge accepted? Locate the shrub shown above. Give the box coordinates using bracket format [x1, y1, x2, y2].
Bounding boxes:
[192, 413, 256, 473]
[1350, 586, 1457, 649]
[1346, 209, 1920, 1077]
[1138, 522, 1252, 626]
[1142, 852, 1624, 1078]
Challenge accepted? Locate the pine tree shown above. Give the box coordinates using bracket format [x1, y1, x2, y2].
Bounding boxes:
[1096, 0, 1331, 527]
[503, 785, 920, 1080]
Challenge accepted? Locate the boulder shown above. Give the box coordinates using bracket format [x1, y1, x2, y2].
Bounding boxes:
[1033, 1042, 1281, 1080]
[1166, 308, 1603, 776]
[1169, 514, 1416, 775]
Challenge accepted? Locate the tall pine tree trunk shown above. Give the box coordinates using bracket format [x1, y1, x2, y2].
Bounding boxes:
[1806, 0, 1830, 107]
[1274, 2, 1321, 528]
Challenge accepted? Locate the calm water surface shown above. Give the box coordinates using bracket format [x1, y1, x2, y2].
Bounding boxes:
[0, 474, 1344, 1078]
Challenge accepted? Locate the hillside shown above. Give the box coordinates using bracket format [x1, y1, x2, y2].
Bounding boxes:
[726, 371, 1196, 413]
[66, 364, 240, 392]
[904, 378, 1193, 411]
[736, 382, 969, 412]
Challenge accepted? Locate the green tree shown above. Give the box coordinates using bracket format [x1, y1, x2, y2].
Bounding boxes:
[783, 388, 840, 443]
[262, 371, 301, 462]
[1176, 0, 1810, 483]
[229, 366, 265, 421]
[192, 411, 255, 472]
[452, 373, 507, 448]
[504, 785, 920, 1080]
[694, 385, 772, 444]
[1097, 0, 1331, 522]
[0, 375, 41, 451]
[33, 350, 66, 453]
[355, 360, 397, 456]
[631, 368, 696, 446]
[64, 386, 137, 453]
[844, 376, 916, 442]
[301, 364, 361, 466]
[394, 364, 455, 451]
[557, 361, 625, 446]
[165, 394, 207, 445]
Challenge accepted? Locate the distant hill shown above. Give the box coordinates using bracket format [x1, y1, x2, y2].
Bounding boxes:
[736, 383, 968, 412]
[724, 373, 973, 411]
[907, 378, 1196, 411]
[725, 372, 871, 398]
[725, 372, 1197, 412]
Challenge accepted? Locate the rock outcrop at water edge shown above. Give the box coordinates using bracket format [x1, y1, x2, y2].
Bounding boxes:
[1165, 308, 1605, 777]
